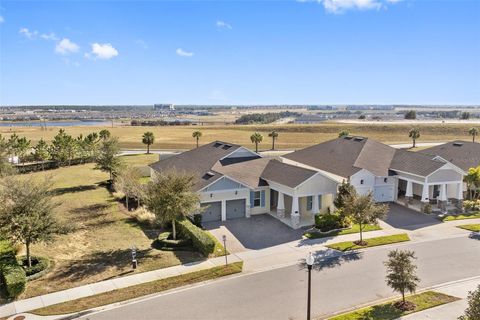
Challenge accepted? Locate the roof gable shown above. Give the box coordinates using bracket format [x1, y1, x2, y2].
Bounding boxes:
[420, 140, 480, 172]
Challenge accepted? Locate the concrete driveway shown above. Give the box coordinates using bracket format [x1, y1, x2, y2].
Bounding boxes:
[383, 203, 441, 230]
[204, 214, 305, 253]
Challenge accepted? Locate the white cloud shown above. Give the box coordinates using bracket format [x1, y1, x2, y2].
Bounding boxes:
[40, 32, 58, 41]
[299, 0, 401, 13]
[176, 48, 194, 57]
[86, 43, 119, 60]
[55, 38, 80, 55]
[216, 20, 232, 29]
[0, 16, 4, 24]
[19, 28, 39, 39]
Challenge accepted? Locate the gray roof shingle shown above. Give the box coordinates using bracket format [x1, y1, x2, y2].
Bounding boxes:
[261, 159, 317, 188]
[390, 149, 446, 177]
[419, 140, 480, 172]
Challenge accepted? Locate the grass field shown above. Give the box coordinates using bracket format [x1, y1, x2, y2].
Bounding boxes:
[15, 154, 204, 299]
[326, 234, 410, 252]
[328, 291, 459, 320]
[0, 122, 474, 150]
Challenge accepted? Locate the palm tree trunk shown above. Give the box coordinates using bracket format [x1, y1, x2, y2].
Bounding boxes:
[272, 138, 275, 150]
[412, 139, 416, 148]
[255, 142, 258, 153]
[172, 219, 177, 240]
[147, 144, 150, 154]
[359, 222, 363, 243]
[402, 291, 405, 304]
[196, 138, 199, 148]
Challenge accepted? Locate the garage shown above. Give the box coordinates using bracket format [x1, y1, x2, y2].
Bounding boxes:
[226, 199, 246, 220]
[374, 185, 395, 202]
[201, 202, 222, 222]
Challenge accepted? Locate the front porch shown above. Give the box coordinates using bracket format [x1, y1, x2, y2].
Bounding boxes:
[396, 195, 460, 215]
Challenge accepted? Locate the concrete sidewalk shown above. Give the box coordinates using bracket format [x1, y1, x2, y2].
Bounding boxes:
[399, 277, 480, 320]
[0, 254, 242, 319]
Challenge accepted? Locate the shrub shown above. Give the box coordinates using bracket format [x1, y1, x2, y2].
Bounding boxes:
[17, 256, 49, 277]
[0, 240, 26, 299]
[175, 219, 215, 256]
[130, 206, 157, 225]
[423, 203, 432, 214]
[315, 212, 351, 232]
[193, 214, 203, 228]
[464, 200, 480, 211]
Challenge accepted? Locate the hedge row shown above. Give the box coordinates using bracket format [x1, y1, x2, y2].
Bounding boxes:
[0, 240, 26, 299]
[175, 219, 215, 256]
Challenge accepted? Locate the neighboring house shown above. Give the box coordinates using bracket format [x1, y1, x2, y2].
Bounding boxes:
[150, 137, 473, 229]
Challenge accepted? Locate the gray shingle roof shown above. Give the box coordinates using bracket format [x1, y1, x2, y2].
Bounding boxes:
[149, 141, 247, 191]
[419, 140, 480, 172]
[261, 159, 317, 188]
[390, 149, 446, 177]
[282, 136, 396, 178]
[212, 157, 270, 189]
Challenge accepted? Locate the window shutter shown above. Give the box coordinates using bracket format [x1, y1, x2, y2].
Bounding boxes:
[250, 191, 254, 208]
[307, 196, 313, 211]
[260, 190, 265, 207]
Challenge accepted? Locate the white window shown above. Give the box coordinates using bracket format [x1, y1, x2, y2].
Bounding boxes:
[253, 191, 261, 207]
[307, 196, 313, 211]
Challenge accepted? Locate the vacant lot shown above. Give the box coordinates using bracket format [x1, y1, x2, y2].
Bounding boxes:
[0, 122, 474, 150]
[18, 154, 203, 298]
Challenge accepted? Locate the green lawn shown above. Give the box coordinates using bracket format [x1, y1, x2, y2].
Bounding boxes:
[304, 224, 381, 239]
[440, 212, 480, 222]
[326, 234, 410, 252]
[31, 262, 243, 316]
[10, 154, 204, 299]
[328, 291, 459, 320]
[457, 224, 480, 232]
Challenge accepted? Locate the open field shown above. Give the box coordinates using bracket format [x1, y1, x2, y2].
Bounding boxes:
[0, 122, 476, 150]
[15, 154, 203, 299]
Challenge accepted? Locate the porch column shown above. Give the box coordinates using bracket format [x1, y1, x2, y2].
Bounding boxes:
[312, 195, 320, 215]
[405, 180, 413, 207]
[455, 182, 464, 212]
[438, 184, 447, 213]
[277, 192, 285, 218]
[221, 200, 227, 221]
[291, 196, 300, 229]
[421, 183, 430, 213]
[245, 198, 251, 218]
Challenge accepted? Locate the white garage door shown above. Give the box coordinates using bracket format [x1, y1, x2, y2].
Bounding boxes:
[374, 186, 394, 202]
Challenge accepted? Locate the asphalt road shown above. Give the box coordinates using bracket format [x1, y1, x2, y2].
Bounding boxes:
[80, 235, 480, 320]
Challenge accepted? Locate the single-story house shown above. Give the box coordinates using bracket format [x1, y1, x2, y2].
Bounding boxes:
[150, 137, 477, 229]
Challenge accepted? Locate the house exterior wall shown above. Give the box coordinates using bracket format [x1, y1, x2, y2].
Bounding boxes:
[249, 187, 270, 215]
[203, 176, 246, 192]
[350, 169, 375, 195]
[295, 174, 339, 197]
[427, 169, 464, 184]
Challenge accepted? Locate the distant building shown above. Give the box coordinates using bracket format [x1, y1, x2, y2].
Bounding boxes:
[154, 104, 175, 111]
[294, 114, 331, 124]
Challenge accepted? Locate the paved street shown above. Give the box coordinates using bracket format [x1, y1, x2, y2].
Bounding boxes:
[79, 235, 480, 320]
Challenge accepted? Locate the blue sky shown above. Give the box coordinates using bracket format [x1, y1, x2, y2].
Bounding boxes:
[0, 0, 479, 105]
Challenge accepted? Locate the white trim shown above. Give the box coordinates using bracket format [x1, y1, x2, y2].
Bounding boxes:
[294, 171, 338, 190]
[391, 168, 426, 179]
[426, 162, 466, 178]
[219, 146, 261, 160]
[198, 175, 250, 192]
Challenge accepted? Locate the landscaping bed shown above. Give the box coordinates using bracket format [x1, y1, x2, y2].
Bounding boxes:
[328, 291, 459, 320]
[304, 224, 381, 239]
[326, 234, 410, 252]
[31, 262, 243, 316]
[457, 224, 480, 232]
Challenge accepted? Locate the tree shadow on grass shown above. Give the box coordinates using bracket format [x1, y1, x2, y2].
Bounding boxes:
[469, 232, 480, 241]
[298, 250, 363, 271]
[359, 303, 403, 320]
[51, 184, 98, 196]
[124, 218, 162, 240]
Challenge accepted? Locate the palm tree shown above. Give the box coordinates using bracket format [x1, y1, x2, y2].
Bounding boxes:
[250, 132, 263, 153]
[142, 132, 155, 154]
[192, 131, 202, 148]
[99, 129, 111, 140]
[469, 127, 478, 143]
[408, 128, 420, 148]
[268, 131, 278, 150]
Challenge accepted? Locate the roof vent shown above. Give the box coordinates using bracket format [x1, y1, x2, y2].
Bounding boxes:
[222, 144, 232, 150]
[344, 136, 353, 140]
[453, 142, 463, 147]
[354, 137, 365, 141]
[213, 142, 222, 148]
[203, 171, 215, 180]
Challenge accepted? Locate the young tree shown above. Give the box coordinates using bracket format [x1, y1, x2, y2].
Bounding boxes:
[384, 250, 420, 310]
[0, 176, 60, 267]
[459, 285, 480, 320]
[268, 131, 279, 150]
[95, 136, 122, 181]
[338, 130, 350, 138]
[464, 166, 480, 200]
[333, 181, 355, 209]
[0, 134, 15, 177]
[6, 133, 19, 157]
[49, 129, 75, 166]
[250, 132, 263, 153]
[99, 129, 111, 140]
[34, 139, 50, 170]
[15, 137, 31, 164]
[408, 128, 420, 148]
[469, 127, 478, 143]
[192, 131, 202, 148]
[114, 167, 143, 211]
[142, 132, 155, 154]
[84, 132, 100, 160]
[461, 112, 471, 120]
[404, 110, 416, 120]
[144, 171, 199, 240]
[343, 191, 388, 244]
